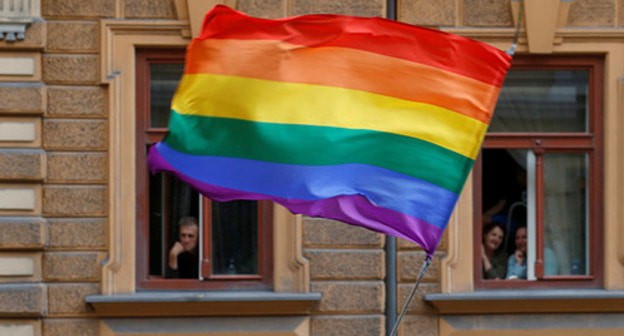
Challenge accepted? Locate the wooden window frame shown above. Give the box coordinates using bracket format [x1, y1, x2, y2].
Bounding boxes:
[135, 48, 273, 291]
[474, 55, 604, 289]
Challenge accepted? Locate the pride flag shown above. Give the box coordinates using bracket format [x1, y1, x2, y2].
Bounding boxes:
[148, 5, 511, 254]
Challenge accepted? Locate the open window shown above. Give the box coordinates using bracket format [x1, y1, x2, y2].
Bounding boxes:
[475, 55, 603, 288]
[135, 49, 273, 290]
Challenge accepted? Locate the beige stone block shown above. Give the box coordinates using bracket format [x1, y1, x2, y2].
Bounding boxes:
[0, 320, 41, 336]
[0, 185, 41, 215]
[47, 283, 99, 316]
[399, 314, 438, 336]
[0, 252, 41, 283]
[397, 251, 445, 283]
[397, 283, 440, 315]
[42, 319, 98, 336]
[306, 249, 384, 280]
[43, 119, 107, 151]
[463, 0, 513, 27]
[47, 21, 99, 53]
[399, 0, 455, 26]
[47, 86, 106, 118]
[0, 256, 34, 276]
[0, 118, 41, 148]
[311, 315, 384, 336]
[0, 217, 46, 249]
[43, 186, 107, 217]
[0, 22, 46, 50]
[0, 284, 46, 316]
[303, 218, 384, 248]
[0, 149, 45, 181]
[124, 0, 176, 18]
[238, 0, 287, 18]
[311, 281, 384, 313]
[0, 52, 41, 82]
[0, 187, 36, 210]
[0, 83, 45, 115]
[43, 252, 102, 282]
[43, 55, 98, 85]
[0, 121, 35, 142]
[567, 0, 615, 27]
[43, 0, 115, 18]
[47, 152, 106, 183]
[0, 57, 34, 76]
[47, 218, 107, 250]
[289, 0, 384, 17]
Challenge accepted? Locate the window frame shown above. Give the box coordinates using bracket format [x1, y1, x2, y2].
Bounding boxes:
[135, 48, 274, 291]
[473, 55, 604, 289]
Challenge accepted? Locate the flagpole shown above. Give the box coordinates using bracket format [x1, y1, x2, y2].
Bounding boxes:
[388, 254, 432, 336]
[385, 2, 399, 335]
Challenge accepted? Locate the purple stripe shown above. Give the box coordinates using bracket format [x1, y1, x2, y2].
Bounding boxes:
[149, 146, 444, 254]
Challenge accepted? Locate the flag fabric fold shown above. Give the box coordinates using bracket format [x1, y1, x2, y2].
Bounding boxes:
[148, 5, 512, 255]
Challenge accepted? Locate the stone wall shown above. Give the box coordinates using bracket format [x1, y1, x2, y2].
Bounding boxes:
[0, 1, 623, 336]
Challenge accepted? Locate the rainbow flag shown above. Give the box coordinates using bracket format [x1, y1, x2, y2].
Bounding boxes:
[148, 5, 511, 254]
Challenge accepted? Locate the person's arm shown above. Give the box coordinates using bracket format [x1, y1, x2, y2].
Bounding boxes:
[485, 251, 507, 279]
[166, 242, 184, 278]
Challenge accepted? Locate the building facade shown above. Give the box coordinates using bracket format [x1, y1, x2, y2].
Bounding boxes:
[0, 0, 623, 335]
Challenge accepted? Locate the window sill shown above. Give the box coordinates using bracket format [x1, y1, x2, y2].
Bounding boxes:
[86, 291, 322, 317]
[425, 289, 624, 314]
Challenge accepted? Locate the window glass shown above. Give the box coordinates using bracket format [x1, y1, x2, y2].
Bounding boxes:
[150, 63, 184, 128]
[212, 201, 258, 275]
[543, 153, 588, 276]
[490, 70, 589, 133]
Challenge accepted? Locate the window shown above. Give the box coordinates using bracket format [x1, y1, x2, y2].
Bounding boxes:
[135, 49, 273, 290]
[475, 56, 603, 288]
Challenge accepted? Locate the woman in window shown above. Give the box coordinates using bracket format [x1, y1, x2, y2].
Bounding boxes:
[481, 222, 507, 279]
[506, 226, 527, 279]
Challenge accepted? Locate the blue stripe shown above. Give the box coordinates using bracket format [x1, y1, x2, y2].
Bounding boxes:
[155, 142, 458, 229]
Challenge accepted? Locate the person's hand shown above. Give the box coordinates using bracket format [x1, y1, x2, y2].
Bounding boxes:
[514, 249, 525, 265]
[168, 242, 184, 270]
[170, 242, 184, 257]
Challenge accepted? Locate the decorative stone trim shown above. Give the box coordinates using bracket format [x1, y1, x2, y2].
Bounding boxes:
[0, 0, 41, 42]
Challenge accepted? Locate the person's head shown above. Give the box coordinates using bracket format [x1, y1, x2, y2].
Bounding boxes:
[482, 222, 505, 254]
[514, 226, 527, 254]
[178, 217, 198, 253]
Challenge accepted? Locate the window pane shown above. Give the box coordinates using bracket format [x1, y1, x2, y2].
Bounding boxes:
[148, 172, 200, 278]
[212, 201, 258, 275]
[481, 149, 528, 280]
[543, 153, 588, 276]
[490, 70, 589, 133]
[150, 63, 184, 128]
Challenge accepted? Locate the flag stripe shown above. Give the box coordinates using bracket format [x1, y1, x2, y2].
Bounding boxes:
[152, 142, 458, 229]
[185, 39, 500, 124]
[199, 6, 511, 87]
[164, 111, 474, 194]
[173, 74, 487, 159]
[149, 144, 444, 253]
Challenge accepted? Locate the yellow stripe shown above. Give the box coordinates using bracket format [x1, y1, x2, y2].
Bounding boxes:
[172, 74, 487, 159]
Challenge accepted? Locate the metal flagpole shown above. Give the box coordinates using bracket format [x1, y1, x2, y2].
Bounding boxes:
[507, 0, 524, 56]
[388, 254, 432, 336]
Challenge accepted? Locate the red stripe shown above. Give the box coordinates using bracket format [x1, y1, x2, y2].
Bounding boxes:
[198, 5, 511, 87]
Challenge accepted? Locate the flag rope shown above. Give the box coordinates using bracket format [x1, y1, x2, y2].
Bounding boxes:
[388, 254, 433, 336]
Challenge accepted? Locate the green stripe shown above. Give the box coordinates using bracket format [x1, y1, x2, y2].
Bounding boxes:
[164, 111, 474, 193]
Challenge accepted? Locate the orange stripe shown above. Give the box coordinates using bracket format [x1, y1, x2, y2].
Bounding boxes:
[185, 39, 501, 124]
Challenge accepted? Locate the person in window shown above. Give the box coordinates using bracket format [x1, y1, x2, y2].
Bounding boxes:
[506, 226, 527, 279]
[166, 217, 199, 279]
[481, 222, 507, 279]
